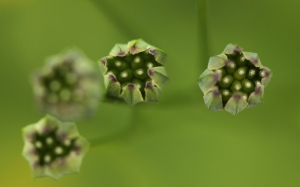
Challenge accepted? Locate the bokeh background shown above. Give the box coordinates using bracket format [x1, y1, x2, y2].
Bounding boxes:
[1, 0, 300, 186]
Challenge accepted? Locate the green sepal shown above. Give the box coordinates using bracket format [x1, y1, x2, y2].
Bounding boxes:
[104, 74, 121, 98]
[22, 123, 36, 142]
[149, 47, 167, 65]
[215, 68, 226, 78]
[222, 43, 242, 55]
[240, 91, 249, 100]
[148, 66, 168, 89]
[248, 84, 264, 107]
[109, 44, 128, 57]
[128, 39, 151, 55]
[260, 67, 272, 87]
[144, 81, 161, 102]
[242, 52, 263, 68]
[35, 115, 58, 134]
[207, 54, 228, 70]
[203, 87, 223, 111]
[120, 83, 144, 105]
[57, 122, 79, 139]
[224, 92, 248, 115]
[98, 57, 108, 75]
[198, 69, 221, 94]
[63, 136, 89, 177]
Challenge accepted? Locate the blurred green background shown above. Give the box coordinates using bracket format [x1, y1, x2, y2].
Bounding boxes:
[1, 0, 300, 186]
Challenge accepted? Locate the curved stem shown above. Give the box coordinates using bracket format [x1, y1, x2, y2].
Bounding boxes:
[89, 105, 140, 148]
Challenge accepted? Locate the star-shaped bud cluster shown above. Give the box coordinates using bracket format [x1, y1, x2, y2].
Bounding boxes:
[198, 44, 272, 115]
[99, 39, 168, 105]
[32, 48, 101, 120]
[22, 115, 89, 180]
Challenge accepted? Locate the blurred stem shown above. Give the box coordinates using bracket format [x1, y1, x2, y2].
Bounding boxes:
[198, 0, 210, 69]
[89, 105, 140, 148]
[90, 0, 137, 40]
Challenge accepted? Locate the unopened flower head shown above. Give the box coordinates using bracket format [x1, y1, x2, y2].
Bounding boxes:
[198, 44, 272, 115]
[22, 115, 89, 180]
[32, 48, 101, 120]
[99, 39, 168, 105]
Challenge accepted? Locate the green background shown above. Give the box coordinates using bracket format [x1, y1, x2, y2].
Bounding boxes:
[1, 0, 300, 186]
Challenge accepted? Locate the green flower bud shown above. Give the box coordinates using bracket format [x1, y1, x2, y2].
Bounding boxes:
[131, 55, 145, 69]
[217, 74, 233, 88]
[133, 68, 148, 80]
[112, 58, 129, 71]
[198, 43, 273, 115]
[117, 69, 133, 82]
[230, 80, 242, 92]
[236, 55, 248, 67]
[220, 88, 232, 103]
[216, 68, 226, 78]
[246, 68, 257, 80]
[233, 66, 248, 80]
[241, 79, 255, 93]
[32, 48, 101, 120]
[22, 115, 89, 180]
[224, 60, 237, 75]
[99, 39, 168, 105]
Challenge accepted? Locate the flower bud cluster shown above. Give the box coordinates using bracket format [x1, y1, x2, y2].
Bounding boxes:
[198, 44, 272, 115]
[99, 39, 168, 105]
[22, 115, 89, 180]
[32, 49, 101, 120]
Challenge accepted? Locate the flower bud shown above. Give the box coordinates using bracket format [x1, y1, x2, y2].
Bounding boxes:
[31, 48, 101, 120]
[22, 115, 89, 180]
[99, 39, 168, 105]
[198, 44, 272, 115]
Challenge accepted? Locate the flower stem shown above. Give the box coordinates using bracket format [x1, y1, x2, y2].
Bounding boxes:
[198, 0, 210, 69]
[89, 105, 140, 148]
[90, 0, 138, 40]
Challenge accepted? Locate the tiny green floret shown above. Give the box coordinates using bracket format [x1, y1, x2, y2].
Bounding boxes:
[198, 43, 272, 115]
